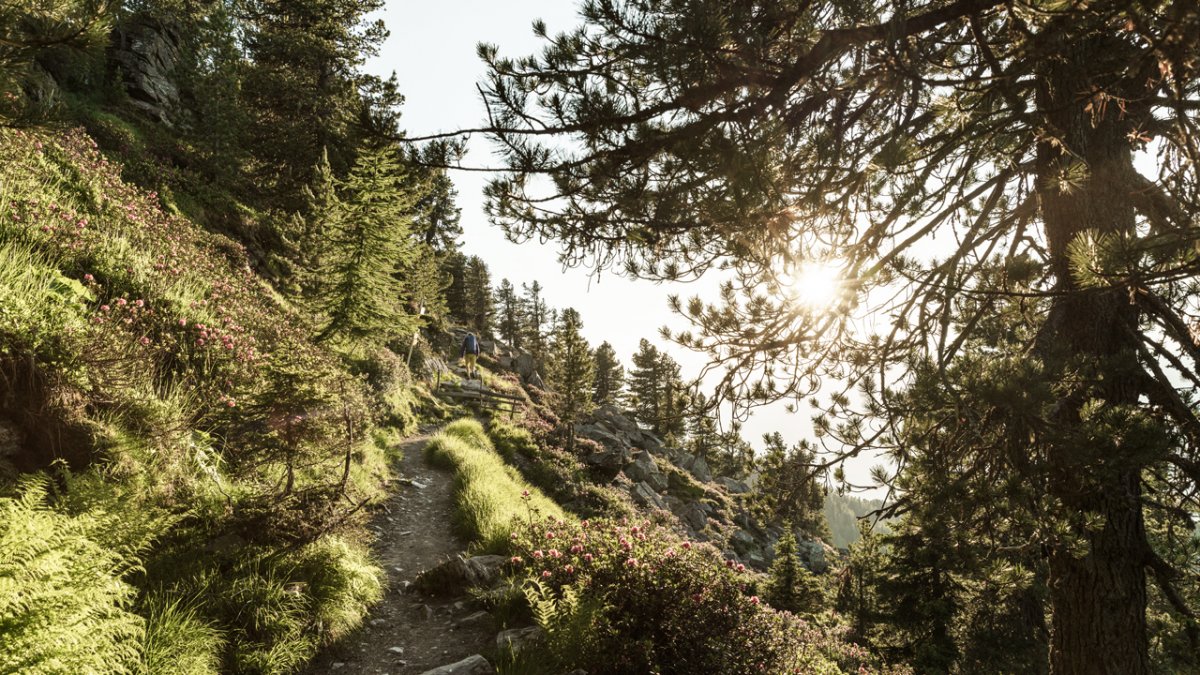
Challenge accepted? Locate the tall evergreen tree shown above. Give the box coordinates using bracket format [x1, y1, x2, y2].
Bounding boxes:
[686, 392, 721, 463]
[476, 2, 1200, 668]
[628, 339, 662, 433]
[462, 256, 494, 335]
[763, 528, 826, 617]
[754, 432, 828, 539]
[546, 308, 595, 450]
[656, 351, 688, 445]
[315, 144, 418, 344]
[591, 341, 625, 406]
[494, 278, 523, 348]
[440, 252, 468, 324]
[520, 280, 550, 361]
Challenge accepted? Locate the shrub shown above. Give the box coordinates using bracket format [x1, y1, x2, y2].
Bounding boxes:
[138, 594, 224, 675]
[509, 516, 901, 675]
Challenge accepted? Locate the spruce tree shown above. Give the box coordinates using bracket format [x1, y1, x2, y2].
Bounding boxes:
[591, 341, 625, 406]
[656, 351, 688, 445]
[462, 256, 494, 335]
[520, 280, 550, 361]
[494, 278, 523, 348]
[686, 392, 721, 463]
[316, 144, 418, 344]
[546, 308, 595, 450]
[754, 432, 828, 539]
[628, 339, 662, 433]
[764, 528, 826, 617]
[440, 252, 468, 324]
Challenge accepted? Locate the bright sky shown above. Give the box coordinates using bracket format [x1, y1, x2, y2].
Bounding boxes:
[368, 1, 880, 488]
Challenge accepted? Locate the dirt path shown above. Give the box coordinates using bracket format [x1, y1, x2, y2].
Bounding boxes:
[304, 431, 496, 674]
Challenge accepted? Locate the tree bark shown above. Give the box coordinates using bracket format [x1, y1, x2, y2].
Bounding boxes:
[1035, 31, 1151, 675]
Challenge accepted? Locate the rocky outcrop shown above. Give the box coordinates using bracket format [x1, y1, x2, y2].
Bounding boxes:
[412, 555, 507, 595]
[110, 19, 184, 126]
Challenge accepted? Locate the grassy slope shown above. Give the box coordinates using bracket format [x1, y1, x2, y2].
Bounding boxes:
[0, 125, 424, 674]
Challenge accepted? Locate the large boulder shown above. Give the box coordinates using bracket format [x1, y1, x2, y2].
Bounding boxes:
[716, 476, 751, 494]
[110, 19, 183, 126]
[677, 453, 712, 482]
[418, 655, 494, 675]
[592, 405, 639, 436]
[629, 481, 666, 510]
[797, 538, 830, 574]
[679, 501, 708, 531]
[625, 451, 667, 492]
[577, 423, 627, 450]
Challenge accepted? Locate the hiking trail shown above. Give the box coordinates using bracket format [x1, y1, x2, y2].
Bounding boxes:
[304, 431, 496, 674]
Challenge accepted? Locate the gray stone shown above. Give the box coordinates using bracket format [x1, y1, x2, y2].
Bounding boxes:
[731, 529, 758, 555]
[455, 611, 494, 630]
[629, 482, 666, 510]
[625, 451, 667, 491]
[495, 626, 544, 655]
[414, 555, 507, 595]
[680, 502, 708, 531]
[592, 405, 639, 436]
[797, 538, 830, 574]
[584, 445, 633, 471]
[110, 20, 184, 126]
[689, 454, 712, 482]
[716, 476, 751, 494]
[744, 470, 762, 490]
[577, 423, 627, 450]
[417, 654, 494, 675]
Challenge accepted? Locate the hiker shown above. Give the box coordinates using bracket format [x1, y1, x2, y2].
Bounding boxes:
[461, 332, 481, 380]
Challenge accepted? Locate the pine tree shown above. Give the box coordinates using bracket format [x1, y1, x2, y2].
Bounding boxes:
[477, 4, 1200, 668]
[686, 392, 720, 462]
[316, 144, 418, 344]
[462, 256, 494, 335]
[494, 278, 523, 348]
[656, 351, 688, 445]
[591, 341, 625, 406]
[440, 252, 468, 324]
[521, 280, 550, 361]
[628, 339, 662, 432]
[754, 432, 828, 539]
[764, 528, 826, 617]
[546, 308, 595, 450]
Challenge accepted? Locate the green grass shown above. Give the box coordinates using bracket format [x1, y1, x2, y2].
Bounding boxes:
[425, 418, 567, 552]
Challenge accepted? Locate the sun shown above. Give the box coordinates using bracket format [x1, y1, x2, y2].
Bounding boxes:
[782, 260, 843, 309]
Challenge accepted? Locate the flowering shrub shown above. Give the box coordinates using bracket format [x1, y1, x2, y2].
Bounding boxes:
[509, 515, 904, 674]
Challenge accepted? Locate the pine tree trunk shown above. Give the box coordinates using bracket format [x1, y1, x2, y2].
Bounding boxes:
[1035, 32, 1150, 675]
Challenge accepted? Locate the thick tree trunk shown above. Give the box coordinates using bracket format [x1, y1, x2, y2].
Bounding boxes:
[1035, 32, 1151, 675]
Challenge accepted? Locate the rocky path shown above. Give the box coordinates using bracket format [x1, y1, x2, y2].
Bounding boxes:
[304, 432, 497, 675]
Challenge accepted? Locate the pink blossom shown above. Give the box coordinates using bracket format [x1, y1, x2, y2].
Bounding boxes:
[100, 304, 110, 313]
[139, 336, 150, 346]
[583, 553, 593, 563]
[545, 531, 555, 539]
[83, 274, 94, 282]
[564, 565, 575, 574]
[532, 550, 544, 559]
[542, 570, 552, 579]
[683, 542, 692, 550]
[116, 298, 127, 306]
[625, 558, 639, 568]
[726, 559, 735, 568]
[510, 556, 522, 565]
[570, 544, 584, 554]
[749, 596, 760, 605]
[736, 564, 745, 573]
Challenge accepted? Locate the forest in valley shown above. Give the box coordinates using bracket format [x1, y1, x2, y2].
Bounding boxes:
[1, 0, 1199, 674]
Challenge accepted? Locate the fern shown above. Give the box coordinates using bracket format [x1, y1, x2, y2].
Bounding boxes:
[0, 476, 144, 675]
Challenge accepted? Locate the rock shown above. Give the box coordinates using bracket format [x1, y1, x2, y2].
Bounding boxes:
[389, 646, 405, 655]
[417, 654, 494, 675]
[797, 538, 830, 574]
[495, 626, 544, 656]
[110, 19, 184, 126]
[584, 445, 633, 472]
[577, 423, 627, 450]
[414, 555, 507, 595]
[680, 501, 708, 531]
[744, 470, 762, 490]
[629, 482, 666, 510]
[731, 529, 758, 555]
[528, 371, 547, 390]
[455, 610, 494, 630]
[624, 451, 667, 491]
[716, 476, 751, 494]
[688, 455, 712, 482]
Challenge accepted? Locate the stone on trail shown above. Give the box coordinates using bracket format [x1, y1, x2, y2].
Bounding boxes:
[495, 626, 544, 656]
[417, 654, 495, 675]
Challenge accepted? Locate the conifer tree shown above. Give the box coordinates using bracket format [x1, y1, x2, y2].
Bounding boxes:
[628, 339, 662, 432]
[591, 341, 625, 406]
[546, 308, 595, 449]
[520, 280, 550, 361]
[462, 256, 494, 335]
[440, 252, 468, 324]
[687, 392, 720, 462]
[316, 145, 418, 344]
[764, 528, 826, 616]
[494, 278, 523, 348]
[754, 432, 828, 539]
[475, 4, 1200, 667]
[656, 351, 688, 445]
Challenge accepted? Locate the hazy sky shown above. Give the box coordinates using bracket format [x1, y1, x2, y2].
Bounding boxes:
[367, 1, 880, 487]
